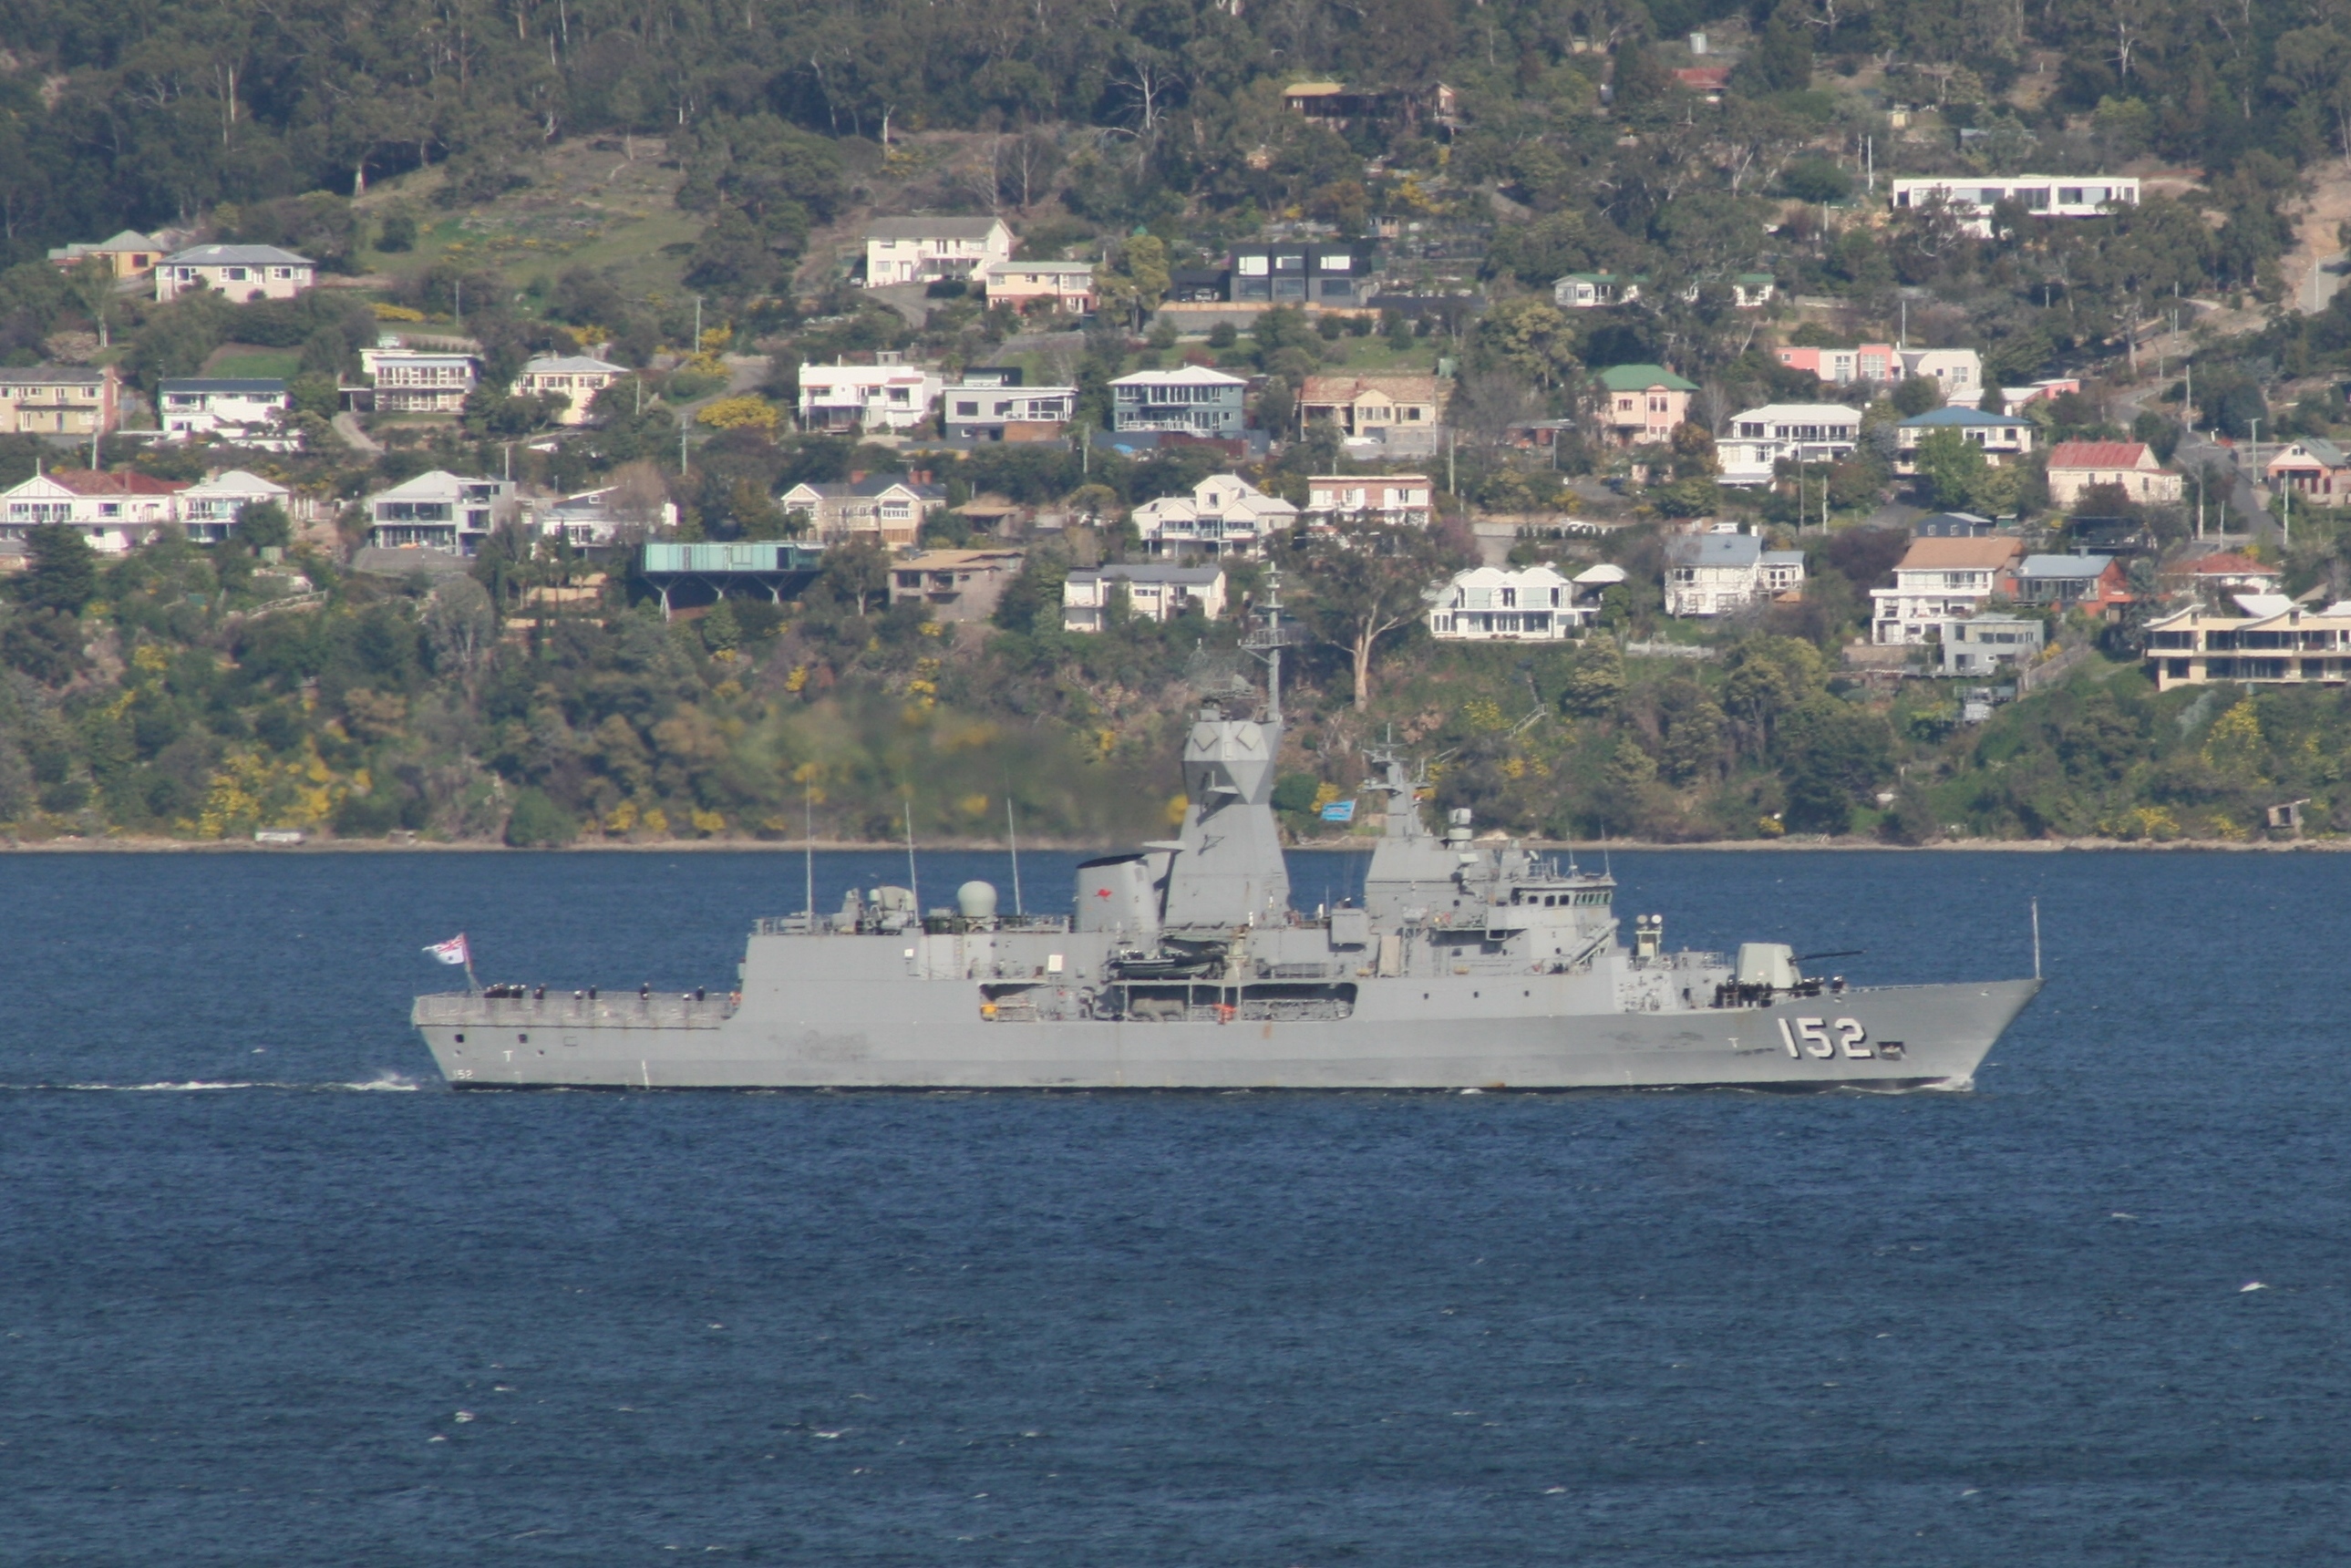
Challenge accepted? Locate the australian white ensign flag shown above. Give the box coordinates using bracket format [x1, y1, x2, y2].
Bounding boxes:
[423, 934, 471, 966]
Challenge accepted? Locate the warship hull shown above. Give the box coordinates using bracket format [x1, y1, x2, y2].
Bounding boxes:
[414, 976, 2039, 1092]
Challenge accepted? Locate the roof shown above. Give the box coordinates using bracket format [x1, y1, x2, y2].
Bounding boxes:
[783, 472, 946, 500]
[1595, 364, 1698, 392]
[0, 366, 109, 385]
[1760, 551, 1806, 566]
[1111, 366, 1246, 388]
[1896, 537, 2023, 569]
[2047, 440, 2154, 469]
[1673, 66, 1731, 88]
[182, 469, 290, 497]
[1666, 532, 1762, 568]
[160, 378, 287, 395]
[1282, 81, 1349, 97]
[41, 469, 189, 498]
[1729, 403, 1865, 423]
[1069, 564, 1226, 584]
[1574, 562, 1629, 584]
[1299, 373, 1442, 403]
[2017, 552, 2113, 579]
[371, 469, 501, 500]
[164, 244, 314, 267]
[982, 259, 1096, 275]
[521, 355, 626, 375]
[898, 549, 1026, 570]
[865, 217, 1007, 241]
[1898, 405, 2032, 428]
[2175, 552, 2278, 577]
[1446, 564, 1572, 588]
[2271, 438, 2350, 468]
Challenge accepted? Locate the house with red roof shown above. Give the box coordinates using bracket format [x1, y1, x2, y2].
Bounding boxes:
[2046, 440, 2181, 507]
[0, 468, 189, 553]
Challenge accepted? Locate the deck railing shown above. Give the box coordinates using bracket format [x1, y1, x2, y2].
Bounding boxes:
[413, 992, 733, 1029]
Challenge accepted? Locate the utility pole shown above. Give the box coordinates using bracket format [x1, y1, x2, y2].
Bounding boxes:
[694, 294, 704, 354]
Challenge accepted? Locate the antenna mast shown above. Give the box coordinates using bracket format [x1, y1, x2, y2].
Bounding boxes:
[1242, 563, 1293, 723]
[804, 782, 816, 931]
[903, 799, 921, 915]
[1006, 795, 1024, 916]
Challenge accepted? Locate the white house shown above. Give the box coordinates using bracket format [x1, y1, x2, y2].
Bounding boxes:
[155, 244, 315, 302]
[178, 469, 304, 543]
[862, 217, 1014, 287]
[1893, 405, 2036, 469]
[1942, 613, 2047, 676]
[511, 356, 629, 425]
[1552, 273, 1642, 308]
[1870, 536, 2023, 645]
[365, 470, 519, 554]
[1663, 531, 1805, 616]
[797, 362, 944, 433]
[1889, 176, 2140, 236]
[360, 347, 479, 414]
[523, 485, 678, 546]
[0, 469, 189, 553]
[1898, 348, 1985, 406]
[157, 378, 294, 446]
[1062, 564, 1228, 631]
[1717, 403, 1863, 485]
[2047, 440, 2183, 506]
[1132, 474, 1298, 559]
[1304, 474, 1434, 527]
[1427, 565, 1586, 641]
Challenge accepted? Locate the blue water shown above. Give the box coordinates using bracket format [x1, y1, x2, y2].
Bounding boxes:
[4, 848, 2346, 1564]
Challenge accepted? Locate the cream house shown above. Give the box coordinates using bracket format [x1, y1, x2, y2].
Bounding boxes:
[0, 366, 119, 436]
[1297, 375, 1443, 438]
[1062, 564, 1228, 630]
[512, 356, 629, 425]
[156, 244, 314, 302]
[1132, 474, 1298, 558]
[1304, 474, 1434, 527]
[777, 473, 946, 549]
[1869, 536, 2023, 645]
[1427, 565, 1586, 641]
[2045, 440, 2181, 507]
[976, 259, 1097, 315]
[0, 469, 189, 553]
[862, 217, 1014, 286]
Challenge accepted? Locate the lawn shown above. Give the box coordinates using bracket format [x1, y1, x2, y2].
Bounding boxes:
[203, 347, 304, 378]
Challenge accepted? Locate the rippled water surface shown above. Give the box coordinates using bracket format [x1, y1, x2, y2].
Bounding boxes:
[3, 848, 2346, 1564]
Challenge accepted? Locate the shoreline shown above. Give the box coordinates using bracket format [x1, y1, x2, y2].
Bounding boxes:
[0, 834, 2338, 854]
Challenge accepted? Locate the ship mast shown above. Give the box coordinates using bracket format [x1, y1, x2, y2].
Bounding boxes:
[1242, 564, 1292, 723]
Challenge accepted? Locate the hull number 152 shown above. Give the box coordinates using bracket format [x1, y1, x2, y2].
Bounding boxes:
[1779, 1016, 1872, 1058]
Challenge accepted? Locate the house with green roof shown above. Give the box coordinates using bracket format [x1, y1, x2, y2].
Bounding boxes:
[1593, 364, 1699, 446]
[1552, 272, 1645, 308]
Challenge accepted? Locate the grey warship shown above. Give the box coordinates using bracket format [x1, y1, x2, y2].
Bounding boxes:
[413, 588, 2040, 1091]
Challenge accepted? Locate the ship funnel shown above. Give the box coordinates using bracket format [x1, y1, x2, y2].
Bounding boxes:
[957, 881, 999, 919]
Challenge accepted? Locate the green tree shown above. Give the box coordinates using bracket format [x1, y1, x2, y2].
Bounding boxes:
[1561, 635, 1624, 716]
[1778, 697, 1894, 833]
[233, 501, 292, 551]
[504, 788, 578, 847]
[1746, 4, 1814, 95]
[1912, 427, 1988, 511]
[19, 525, 98, 615]
[1473, 297, 1581, 389]
[1892, 375, 1945, 417]
[1286, 524, 1460, 710]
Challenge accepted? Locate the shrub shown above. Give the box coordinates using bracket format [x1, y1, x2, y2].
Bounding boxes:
[504, 789, 577, 848]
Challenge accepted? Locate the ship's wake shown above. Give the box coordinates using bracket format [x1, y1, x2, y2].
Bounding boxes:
[8, 1072, 427, 1093]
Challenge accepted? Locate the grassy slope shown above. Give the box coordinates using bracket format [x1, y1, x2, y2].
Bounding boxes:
[350, 138, 704, 306]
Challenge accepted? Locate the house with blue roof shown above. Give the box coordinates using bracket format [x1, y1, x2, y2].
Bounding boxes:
[1894, 405, 2036, 471]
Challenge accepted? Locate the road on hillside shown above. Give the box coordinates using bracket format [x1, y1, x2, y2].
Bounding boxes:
[2113, 380, 2269, 542]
